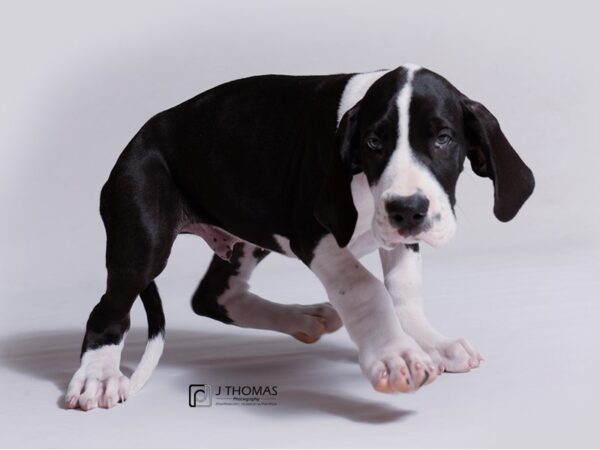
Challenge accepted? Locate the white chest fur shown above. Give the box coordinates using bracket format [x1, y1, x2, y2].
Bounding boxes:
[348, 173, 379, 258]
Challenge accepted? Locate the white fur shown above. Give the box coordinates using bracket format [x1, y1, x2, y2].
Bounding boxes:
[380, 245, 482, 373]
[66, 331, 167, 409]
[216, 243, 342, 341]
[309, 235, 436, 391]
[347, 173, 378, 258]
[65, 339, 129, 410]
[129, 334, 165, 395]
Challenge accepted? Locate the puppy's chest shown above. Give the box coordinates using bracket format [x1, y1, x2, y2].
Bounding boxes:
[348, 174, 378, 255]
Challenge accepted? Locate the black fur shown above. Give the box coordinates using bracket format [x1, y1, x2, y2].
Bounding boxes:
[252, 246, 271, 262]
[157, 73, 355, 259]
[78, 66, 534, 359]
[460, 96, 535, 221]
[81, 147, 181, 354]
[405, 244, 420, 252]
[408, 70, 468, 209]
[140, 282, 166, 340]
[191, 243, 243, 324]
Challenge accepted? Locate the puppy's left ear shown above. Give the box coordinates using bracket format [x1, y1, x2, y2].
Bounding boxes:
[462, 96, 535, 222]
[314, 102, 362, 247]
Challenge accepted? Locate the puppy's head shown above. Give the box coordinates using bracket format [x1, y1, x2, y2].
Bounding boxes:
[315, 65, 535, 248]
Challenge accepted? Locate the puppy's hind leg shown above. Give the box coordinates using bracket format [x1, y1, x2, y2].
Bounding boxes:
[192, 243, 342, 343]
[65, 149, 181, 411]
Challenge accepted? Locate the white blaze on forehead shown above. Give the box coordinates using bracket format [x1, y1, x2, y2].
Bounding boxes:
[387, 65, 422, 197]
[402, 62, 422, 73]
[396, 67, 417, 161]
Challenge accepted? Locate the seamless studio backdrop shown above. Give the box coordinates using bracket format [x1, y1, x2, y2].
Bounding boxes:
[1, 0, 598, 448]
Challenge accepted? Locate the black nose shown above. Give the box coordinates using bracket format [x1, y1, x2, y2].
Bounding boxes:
[385, 194, 430, 230]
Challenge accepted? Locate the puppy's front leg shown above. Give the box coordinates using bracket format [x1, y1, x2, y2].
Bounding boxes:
[309, 236, 438, 392]
[380, 244, 483, 373]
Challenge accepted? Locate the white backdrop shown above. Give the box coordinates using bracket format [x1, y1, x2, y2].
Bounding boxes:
[1, 0, 599, 448]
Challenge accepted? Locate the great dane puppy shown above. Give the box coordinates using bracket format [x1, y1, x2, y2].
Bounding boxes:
[65, 65, 534, 410]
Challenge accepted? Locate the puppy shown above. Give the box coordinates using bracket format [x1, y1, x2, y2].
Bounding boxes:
[65, 65, 534, 410]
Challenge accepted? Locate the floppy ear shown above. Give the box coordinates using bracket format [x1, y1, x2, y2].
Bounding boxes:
[461, 96, 535, 222]
[314, 102, 362, 247]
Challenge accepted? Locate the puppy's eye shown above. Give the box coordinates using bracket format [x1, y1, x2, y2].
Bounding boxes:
[366, 136, 383, 151]
[435, 133, 452, 148]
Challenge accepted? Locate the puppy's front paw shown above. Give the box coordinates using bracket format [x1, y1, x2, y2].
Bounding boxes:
[359, 340, 439, 393]
[425, 338, 483, 373]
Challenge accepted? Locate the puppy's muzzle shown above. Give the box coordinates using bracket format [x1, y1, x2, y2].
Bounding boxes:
[385, 194, 429, 235]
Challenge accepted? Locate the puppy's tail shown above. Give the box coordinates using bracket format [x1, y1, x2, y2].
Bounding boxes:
[129, 281, 166, 396]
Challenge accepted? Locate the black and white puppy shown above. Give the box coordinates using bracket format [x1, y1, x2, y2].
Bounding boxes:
[65, 65, 534, 410]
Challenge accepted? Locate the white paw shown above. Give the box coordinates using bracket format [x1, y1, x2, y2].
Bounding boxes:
[65, 344, 129, 411]
[359, 339, 439, 393]
[291, 303, 343, 344]
[424, 338, 483, 373]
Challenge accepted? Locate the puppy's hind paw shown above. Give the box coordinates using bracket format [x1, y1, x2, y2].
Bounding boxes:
[65, 371, 129, 411]
[290, 302, 343, 344]
[65, 345, 130, 411]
